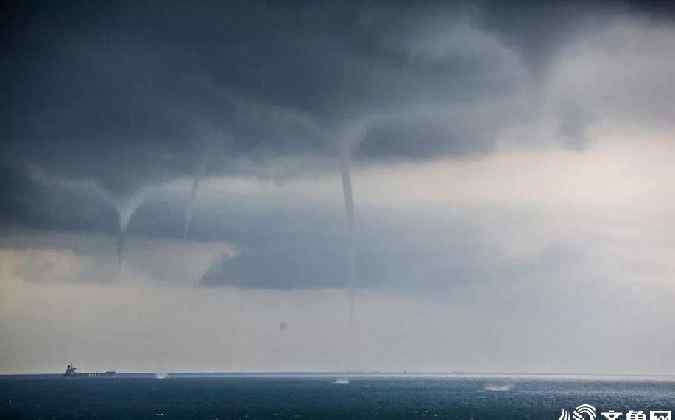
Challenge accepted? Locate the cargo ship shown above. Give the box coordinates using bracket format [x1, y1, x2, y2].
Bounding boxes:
[64, 363, 116, 377]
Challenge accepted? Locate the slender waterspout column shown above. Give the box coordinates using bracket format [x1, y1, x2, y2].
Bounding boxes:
[115, 192, 146, 273]
[184, 155, 208, 240]
[339, 148, 356, 325]
[336, 119, 368, 326]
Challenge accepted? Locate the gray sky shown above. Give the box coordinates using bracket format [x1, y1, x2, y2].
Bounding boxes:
[2, 0, 675, 374]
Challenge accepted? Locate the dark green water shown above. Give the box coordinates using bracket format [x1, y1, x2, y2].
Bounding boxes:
[1, 376, 674, 420]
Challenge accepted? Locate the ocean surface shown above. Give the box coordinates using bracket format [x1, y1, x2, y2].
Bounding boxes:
[2, 374, 675, 420]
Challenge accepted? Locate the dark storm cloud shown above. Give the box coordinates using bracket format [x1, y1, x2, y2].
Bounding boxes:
[3, 0, 674, 291]
[4, 0, 629, 192]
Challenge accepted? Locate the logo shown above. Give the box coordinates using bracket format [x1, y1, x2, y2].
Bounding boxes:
[557, 406, 672, 420]
[559, 404, 597, 420]
[650, 412, 672, 420]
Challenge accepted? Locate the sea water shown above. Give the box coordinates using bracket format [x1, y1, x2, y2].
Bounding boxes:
[1, 374, 674, 419]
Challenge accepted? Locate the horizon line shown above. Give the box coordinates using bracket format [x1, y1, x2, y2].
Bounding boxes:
[2, 370, 675, 379]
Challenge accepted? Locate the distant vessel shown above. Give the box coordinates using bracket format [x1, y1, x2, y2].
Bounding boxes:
[333, 378, 350, 384]
[64, 363, 116, 377]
